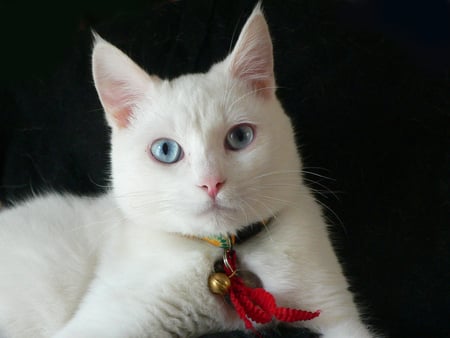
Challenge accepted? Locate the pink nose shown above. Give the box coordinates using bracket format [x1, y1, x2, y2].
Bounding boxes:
[199, 178, 225, 198]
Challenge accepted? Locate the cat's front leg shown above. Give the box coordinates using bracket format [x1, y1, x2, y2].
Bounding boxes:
[51, 287, 161, 338]
[51, 277, 194, 338]
[271, 261, 376, 338]
[240, 212, 377, 337]
[52, 238, 231, 338]
[317, 320, 376, 338]
[53, 320, 172, 338]
[51, 261, 189, 338]
[278, 280, 376, 338]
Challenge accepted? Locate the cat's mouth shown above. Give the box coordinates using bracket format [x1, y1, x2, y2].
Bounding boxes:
[201, 201, 236, 215]
[184, 196, 278, 237]
[196, 199, 241, 224]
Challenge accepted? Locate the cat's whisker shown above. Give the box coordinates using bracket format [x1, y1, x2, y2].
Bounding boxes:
[302, 177, 343, 202]
[245, 196, 277, 221]
[313, 198, 346, 234]
[246, 185, 334, 207]
[221, 78, 240, 111]
[250, 175, 302, 183]
[254, 187, 344, 231]
[237, 202, 251, 228]
[87, 174, 112, 190]
[248, 169, 303, 181]
[243, 197, 276, 241]
[130, 204, 174, 214]
[306, 189, 341, 202]
[248, 183, 301, 189]
[86, 107, 107, 114]
[256, 194, 297, 206]
[238, 198, 260, 224]
[302, 178, 340, 200]
[301, 169, 335, 181]
[112, 191, 173, 203]
[226, 85, 278, 113]
[227, 10, 246, 55]
[247, 169, 339, 201]
[300, 168, 341, 200]
[301, 166, 334, 175]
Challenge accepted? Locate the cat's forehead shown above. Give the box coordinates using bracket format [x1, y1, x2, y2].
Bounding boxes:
[152, 72, 257, 131]
[170, 73, 227, 113]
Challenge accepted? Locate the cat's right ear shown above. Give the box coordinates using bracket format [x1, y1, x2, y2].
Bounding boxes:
[92, 33, 159, 130]
[225, 3, 275, 99]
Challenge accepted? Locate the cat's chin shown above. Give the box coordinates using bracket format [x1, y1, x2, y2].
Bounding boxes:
[189, 202, 244, 235]
[190, 202, 275, 237]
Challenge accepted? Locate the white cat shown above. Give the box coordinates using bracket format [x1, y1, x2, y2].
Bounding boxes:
[0, 5, 376, 338]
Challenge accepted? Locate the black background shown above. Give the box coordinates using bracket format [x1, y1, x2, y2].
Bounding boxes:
[0, 1, 449, 337]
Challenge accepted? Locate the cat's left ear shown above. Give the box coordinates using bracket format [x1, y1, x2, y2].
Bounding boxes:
[226, 4, 275, 98]
[92, 33, 159, 130]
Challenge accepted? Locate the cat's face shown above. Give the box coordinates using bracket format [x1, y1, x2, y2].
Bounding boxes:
[92, 6, 302, 236]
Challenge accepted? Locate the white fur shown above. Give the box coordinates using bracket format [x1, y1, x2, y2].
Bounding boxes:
[0, 5, 376, 338]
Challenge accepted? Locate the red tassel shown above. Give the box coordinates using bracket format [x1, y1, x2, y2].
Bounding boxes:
[223, 250, 320, 330]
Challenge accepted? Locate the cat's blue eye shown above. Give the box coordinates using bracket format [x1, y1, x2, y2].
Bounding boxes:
[150, 139, 183, 164]
[226, 124, 254, 151]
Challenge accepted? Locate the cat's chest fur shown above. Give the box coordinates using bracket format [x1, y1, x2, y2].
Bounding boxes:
[89, 199, 316, 335]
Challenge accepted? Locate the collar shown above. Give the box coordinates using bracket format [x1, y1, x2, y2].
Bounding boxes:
[198, 216, 275, 249]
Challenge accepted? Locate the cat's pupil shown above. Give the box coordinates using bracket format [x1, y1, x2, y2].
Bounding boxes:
[235, 129, 245, 142]
[162, 142, 169, 155]
[226, 124, 254, 151]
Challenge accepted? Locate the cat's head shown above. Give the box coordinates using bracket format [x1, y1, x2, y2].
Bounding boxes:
[92, 5, 302, 237]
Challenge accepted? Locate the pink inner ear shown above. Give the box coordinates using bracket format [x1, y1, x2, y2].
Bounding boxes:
[229, 12, 275, 98]
[231, 54, 275, 99]
[112, 107, 132, 129]
[99, 80, 137, 129]
[249, 76, 274, 99]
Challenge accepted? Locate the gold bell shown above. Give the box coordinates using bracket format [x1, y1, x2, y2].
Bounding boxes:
[208, 272, 231, 295]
